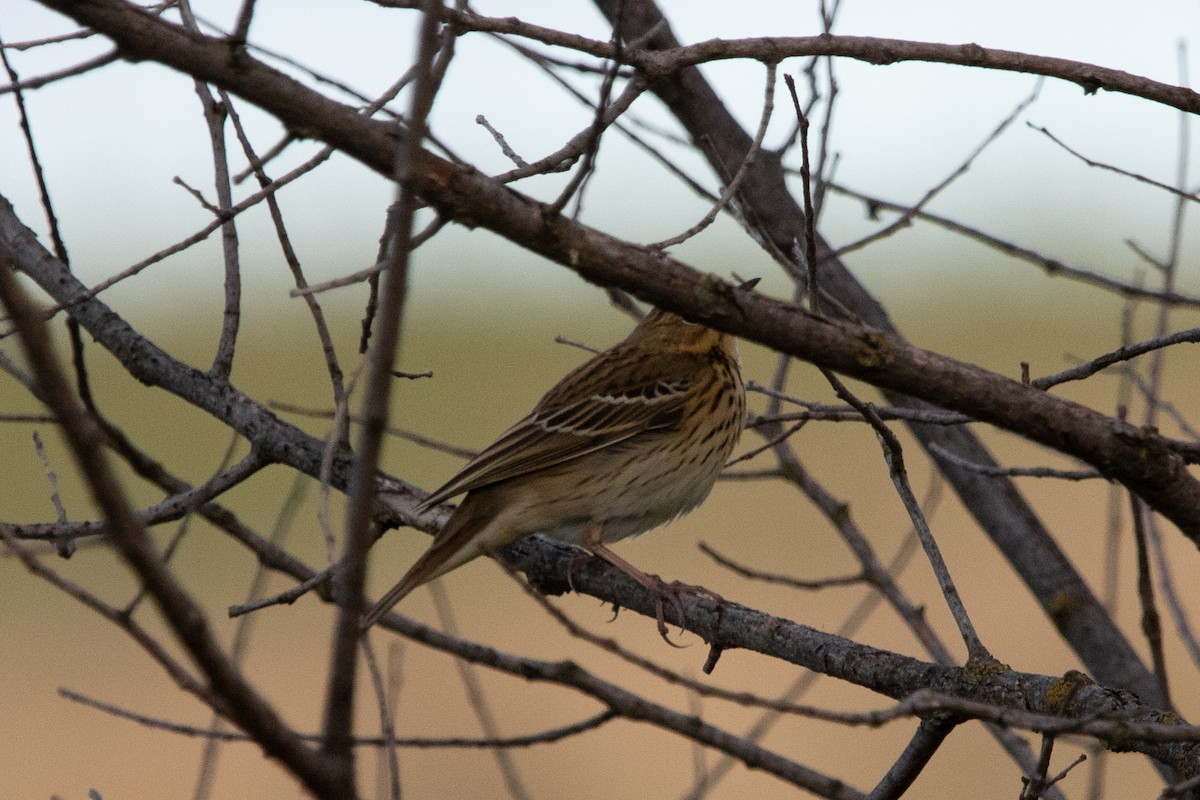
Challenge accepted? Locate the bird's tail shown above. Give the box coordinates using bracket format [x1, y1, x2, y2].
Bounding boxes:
[360, 494, 495, 630]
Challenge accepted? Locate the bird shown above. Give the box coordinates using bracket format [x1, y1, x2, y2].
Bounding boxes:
[361, 307, 745, 632]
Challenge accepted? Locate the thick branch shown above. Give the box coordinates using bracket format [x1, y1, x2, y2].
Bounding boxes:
[410, 534, 1200, 782]
[26, 0, 1196, 715]
[0, 250, 344, 799]
[36, 3, 1198, 534]
[591, 0, 1163, 708]
[424, 8, 1200, 116]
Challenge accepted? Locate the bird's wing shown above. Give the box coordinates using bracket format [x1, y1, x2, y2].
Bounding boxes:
[417, 376, 693, 510]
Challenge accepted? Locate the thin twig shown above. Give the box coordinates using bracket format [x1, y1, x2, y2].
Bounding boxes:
[866, 716, 957, 800]
[782, 73, 820, 307]
[270, 399, 477, 460]
[822, 369, 991, 663]
[475, 114, 528, 167]
[698, 542, 865, 590]
[1145, 513, 1200, 669]
[178, 0, 241, 380]
[228, 568, 333, 617]
[3, 448, 269, 545]
[361, 638, 402, 800]
[325, 2, 443, 775]
[832, 82, 1041, 261]
[651, 62, 776, 249]
[927, 442, 1102, 482]
[221, 90, 348, 419]
[493, 77, 647, 186]
[1130, 496, 1172, 711]
[1032, 326, 1200, 390]
[746, 382, 973, 426]
[430, 581, 533, 800]
[59, 686, 619, 749]
[0, 412, 55, 423]
[31, 430, 67, 526]
[1029, 121, 1200, 205]
[1019, 734, 1056, 800]
[723, 420, 806, 467]
[828, 182, 1200, 308]
[545, 8, 629, 217]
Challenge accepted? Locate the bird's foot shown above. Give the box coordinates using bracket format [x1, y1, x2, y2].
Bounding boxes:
[642, 575, 724, 646]
[573, 535, 724, 646]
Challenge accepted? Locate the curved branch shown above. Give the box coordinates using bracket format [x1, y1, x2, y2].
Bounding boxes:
[399, 534, 1200, 782]
[0, 242, 344, 799]
[3, 449, 268, 542]
[7, 208, 1185, 782]
[11, 2, 1200, 542]
[432, 7, 1200, 115]
[592, 0, 1162, 717]
[24, 0, 1199, 723]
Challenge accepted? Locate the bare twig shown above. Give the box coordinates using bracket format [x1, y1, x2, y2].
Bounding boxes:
[698, 542, 864, 591]
[1130, 496, 1172, 711]
[360, 639, 402, 800]
[927, 442, 1101, 482]
[3, 448, 268, 545]
[822, 369, 990, 663]
[867, 716, 957, 800]
[545, 8, 629, 217]
[829, 182, 1200, 308]
[430, 581, 533, 800]
[31, 429, 67, 525]
[0, 256, 341, 796]
[178, 0, 241, 380]
[1145, 512, 1200, 670]
[60, 686, 619, 749]
[1029, 121, 1200, 205]
[493, 77, 647, 186]
[1033, 326, 1200, 389]
[228, 568, 333, 617]
[271, 399, 476, 460]
[1020, 736, 1086, 799]
[833, 81, 1041, 262]
[325, 2, 443, 779]
[475, 113, 528, 167]
[651, 62, 776, 249]
[221, 90, 348, 417]
[724, 420, 806, 467]
[782, 73, 820, 305]
[0, 412, 55, 423]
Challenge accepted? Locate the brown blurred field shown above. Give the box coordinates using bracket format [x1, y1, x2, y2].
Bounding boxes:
[3, 286, 1199, 799]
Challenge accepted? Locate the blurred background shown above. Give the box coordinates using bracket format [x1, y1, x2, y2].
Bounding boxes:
[3, 1, 1200, 798]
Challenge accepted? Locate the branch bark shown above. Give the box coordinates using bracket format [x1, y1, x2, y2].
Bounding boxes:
[591, 0, 1163, 707]
[0, 244, 346, 800]
[5, 185, 1197, 780]
[26, 0, 1199, 538]
[17, 5, 1200, 715]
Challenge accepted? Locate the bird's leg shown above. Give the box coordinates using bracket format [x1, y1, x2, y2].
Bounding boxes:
[580, 521, 720, 644]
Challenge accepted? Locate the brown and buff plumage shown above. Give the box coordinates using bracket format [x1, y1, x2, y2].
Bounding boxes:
[361, 309, 745, 631]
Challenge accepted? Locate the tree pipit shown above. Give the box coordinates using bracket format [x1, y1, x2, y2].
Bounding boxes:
[362, 308, 745, 637]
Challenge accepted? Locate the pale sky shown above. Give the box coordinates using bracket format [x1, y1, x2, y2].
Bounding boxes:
[2, 1, 1198, 312]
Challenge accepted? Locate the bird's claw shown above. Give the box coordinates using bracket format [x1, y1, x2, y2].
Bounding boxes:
[644, 575, 724, 647]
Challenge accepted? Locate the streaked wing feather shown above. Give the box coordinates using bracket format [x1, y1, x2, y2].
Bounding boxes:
[418, 378, 691, 510]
